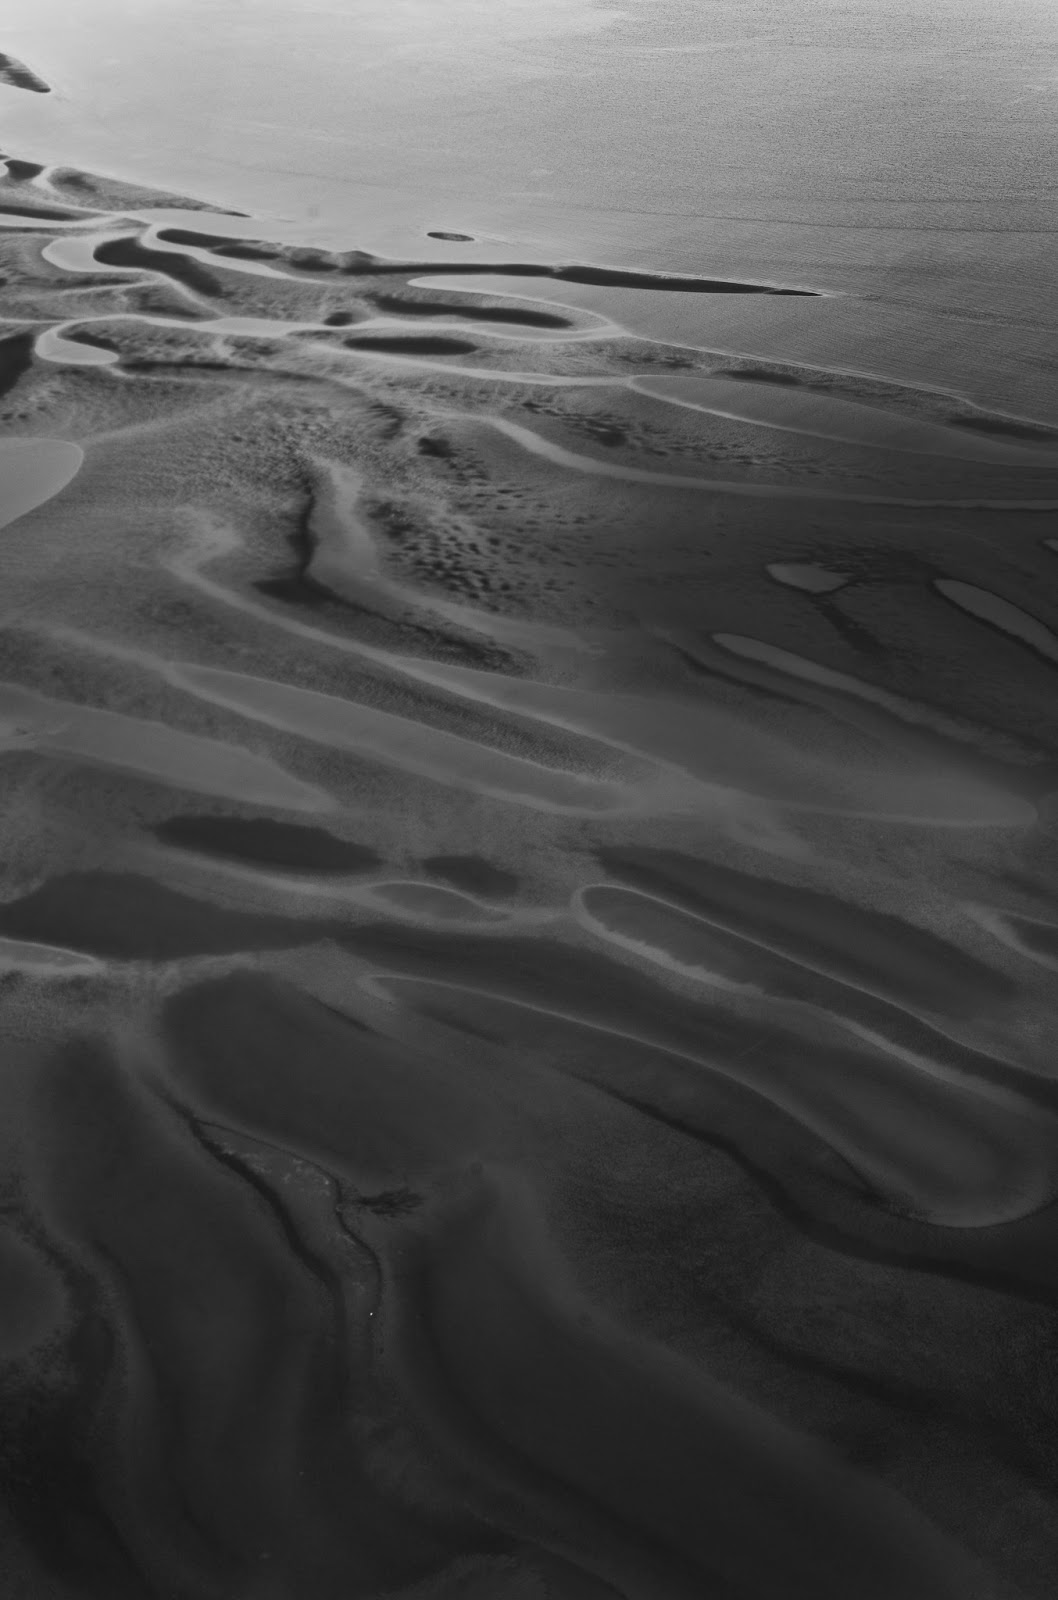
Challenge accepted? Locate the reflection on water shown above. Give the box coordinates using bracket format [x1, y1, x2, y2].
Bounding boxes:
[1, 5, 1058, 1598]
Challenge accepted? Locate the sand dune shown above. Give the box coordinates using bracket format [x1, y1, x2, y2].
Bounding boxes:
[1, 145, 1057, 1600]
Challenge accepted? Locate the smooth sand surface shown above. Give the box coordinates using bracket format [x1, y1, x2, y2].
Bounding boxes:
[0, 437, 83, 529]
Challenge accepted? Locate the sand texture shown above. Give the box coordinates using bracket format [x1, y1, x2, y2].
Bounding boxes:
[1, 133, 1058, 1600]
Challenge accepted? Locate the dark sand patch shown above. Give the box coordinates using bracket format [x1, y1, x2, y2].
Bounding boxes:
[153, 231, 817, 296]
[389, 260, 816, 294]
[0, 54, 50, 94]
[553, 265, 816, 295]
[49, 167, 239, 213]
[369, 293, 572, 329]
[0, 330, 34, 399]
[0, 871, 335, 960]
[344, 334, 480, 356]
[1007, 915, 1058, 961]
[153, 814, 382, 873]
[593, 848, 1016, 1017]
[64, 328, 121, 352]
[93, 235, 223, 297]
[947, 414, 1058, 445]
[0, 199, 86, 221]
[427, 231, 474, 242]
[420, 854, 521, 899]
[405, 260, 818, 295]
[154, 227, 242, 249]
[213, 241, 283, 261]
[120, 358, 243, 376]
[715, 367, 804, 385]
[3, 159, 43, 181]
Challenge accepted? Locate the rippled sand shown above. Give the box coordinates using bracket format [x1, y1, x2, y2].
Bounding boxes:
[2, 140, 1058, 1600]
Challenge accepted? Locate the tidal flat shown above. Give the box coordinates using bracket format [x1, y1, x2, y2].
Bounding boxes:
[1, 4, 1058, 1597]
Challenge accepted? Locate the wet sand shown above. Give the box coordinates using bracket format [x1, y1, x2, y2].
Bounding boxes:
[1, 34, 1058, 1600]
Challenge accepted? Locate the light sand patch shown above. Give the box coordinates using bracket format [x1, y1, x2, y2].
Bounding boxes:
[933, 578, 1058, 665]
[168, 660, 638, 816]
[35, 325, 120, 366]
[40, 624, 645, 816]
[0, 679, 334, 813]
[0, 935, 104, 976]
[766, 562, 849, 593]
[0, 438, 84, 530]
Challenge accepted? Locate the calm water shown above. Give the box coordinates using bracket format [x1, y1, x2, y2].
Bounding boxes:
[5, 0, 1058, 412]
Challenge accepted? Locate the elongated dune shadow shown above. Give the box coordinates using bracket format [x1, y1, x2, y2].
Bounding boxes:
[0, 198, 86, 219]
[369, 293, 574, 328]
[152, 814, 382, 873]
[92, 235, 224, 296]
[344, 334, 481, 356]
[0, 871, 341, 960]
[0, 332, 36, 398]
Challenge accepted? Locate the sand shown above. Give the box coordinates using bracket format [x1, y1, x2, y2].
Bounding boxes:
[1, 21, 1058, 1600]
